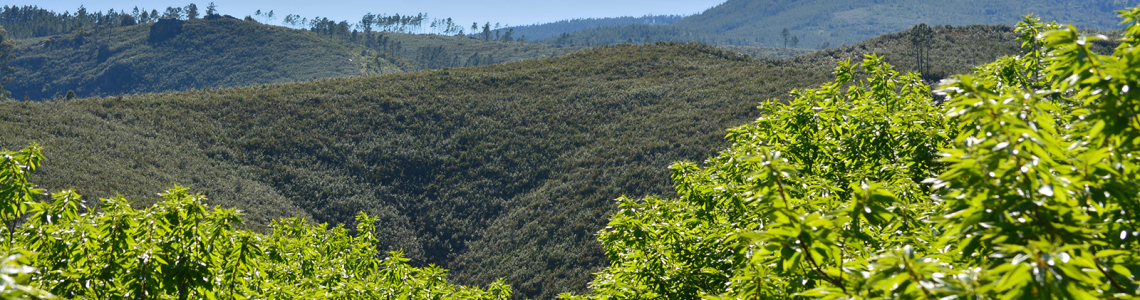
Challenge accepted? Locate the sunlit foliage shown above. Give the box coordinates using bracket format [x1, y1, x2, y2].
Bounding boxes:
[567, 8, 1140, 299]
[0, 144, 511, 299]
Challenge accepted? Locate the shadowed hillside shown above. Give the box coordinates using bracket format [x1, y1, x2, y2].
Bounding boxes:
[2, 11, 598, 100]
[7, 17, 399, 100]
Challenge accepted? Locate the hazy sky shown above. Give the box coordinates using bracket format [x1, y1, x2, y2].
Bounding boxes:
[10, 1, 726, 28]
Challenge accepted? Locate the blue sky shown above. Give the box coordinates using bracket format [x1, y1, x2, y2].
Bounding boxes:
[11, 1, 726, 29]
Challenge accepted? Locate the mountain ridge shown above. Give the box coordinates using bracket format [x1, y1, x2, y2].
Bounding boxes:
[533, 0, 1129, 47]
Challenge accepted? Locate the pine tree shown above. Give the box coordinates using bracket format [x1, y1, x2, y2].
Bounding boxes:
[780, 28, 790, 48]
[910, 23, 933, 75]
[185, 3, 198, 19]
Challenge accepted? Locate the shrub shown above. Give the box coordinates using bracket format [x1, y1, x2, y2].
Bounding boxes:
[0, 144, 512, 299]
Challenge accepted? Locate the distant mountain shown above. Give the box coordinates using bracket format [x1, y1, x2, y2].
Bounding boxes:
[535, 0, 1129, 48]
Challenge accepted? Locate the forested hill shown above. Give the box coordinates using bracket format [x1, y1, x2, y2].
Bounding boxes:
[503, 15, 685, 41]
[0, 22, 1059, 298]
[538, 0, 1129, 48]
[6, 17, 392, 100]
[1, 6, 591, 100]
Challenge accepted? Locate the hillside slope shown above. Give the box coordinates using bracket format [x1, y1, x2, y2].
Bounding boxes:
[505, 15, 685, 41]
[357, 31, 586, 70]
[540, 0, 1128, 48]
[0, 24, 1050, 298]
[7, 17, 395, 100]
[3, 14, 597, 100]
[3, 43, 815, 299]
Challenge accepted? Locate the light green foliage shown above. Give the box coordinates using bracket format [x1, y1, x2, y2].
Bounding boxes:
[568, 8, 1140, 299]
[0, 144, 51, 299]
[0, 144, 510, 299]
[565, 54, 950, 299]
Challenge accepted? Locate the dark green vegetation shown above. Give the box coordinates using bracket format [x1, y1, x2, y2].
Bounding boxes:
[504, 15, 685, 41]
[567, 10, 1140, 299]
[712, 45, 814, 60]
[6, 17, 387, 100]
[1, 43, 822, 299]
[1, 5, 120, 39]
[353, 31, 586, 71]
[0, 5, 593, 100]
[0, 21, 1049, 298]
[1, 145, 512, 299]
[537, 0, 1130, 48]
[0, 26, 14, 99]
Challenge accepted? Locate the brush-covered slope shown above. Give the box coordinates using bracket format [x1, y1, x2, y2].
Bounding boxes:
[505, 15, 686, 41]
[7, 17, 395, 100]
[358, 31, 586, 70]
[0, 24, 1056, 298]
[544, 0, 1128, 48]
[2, 42, 826, 299]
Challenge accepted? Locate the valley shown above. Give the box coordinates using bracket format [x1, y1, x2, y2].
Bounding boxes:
[0, 1, 1137, 299]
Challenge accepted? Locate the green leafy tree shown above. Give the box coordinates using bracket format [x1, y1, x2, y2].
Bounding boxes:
[185, 3, 198, 19]
[910, 23, 933, 75]
[0, 144, 52, 299]
[0, 142, 513, 299]
[164, 6, 183, 20]
[564, 53, 950, 299]
[361, 12, 375, 32]
[566, 7, 1140, 299]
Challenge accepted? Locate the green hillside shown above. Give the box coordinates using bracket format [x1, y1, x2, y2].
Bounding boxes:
[7, 17, 398, 100]
[355, 31, 586, 70]
[0, 23, 1054, 298]
[504, 15, 685, 41]
[538, 0, 1129, 48]
[2, 11, 591, 101]
[3, 43, 814, 299]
